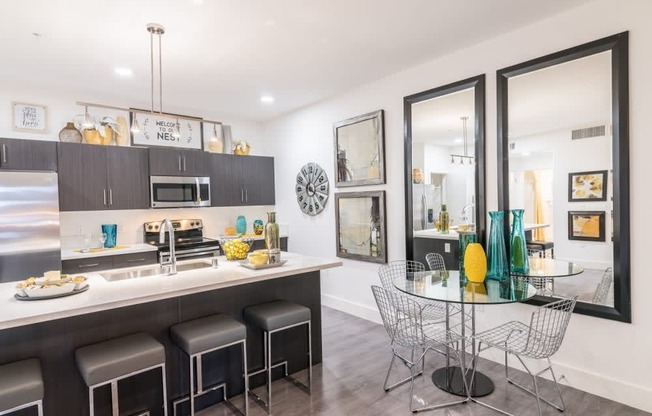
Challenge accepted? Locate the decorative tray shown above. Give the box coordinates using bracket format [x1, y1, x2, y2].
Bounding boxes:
[239, 260, 288, 270]
[14, 285, 89, 301]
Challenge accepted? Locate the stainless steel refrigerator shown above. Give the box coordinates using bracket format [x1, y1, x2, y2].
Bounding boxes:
[412, 183, 441, 231]
[0, 171, 61, 282]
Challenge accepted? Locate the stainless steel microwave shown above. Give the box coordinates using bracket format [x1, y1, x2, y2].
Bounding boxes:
[150, 176, 211, 208]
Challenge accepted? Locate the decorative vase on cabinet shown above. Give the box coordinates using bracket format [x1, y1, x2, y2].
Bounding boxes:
[58, 122, 82, 143]
[486, 211, 509, 281]
[510, 209, 529, 274]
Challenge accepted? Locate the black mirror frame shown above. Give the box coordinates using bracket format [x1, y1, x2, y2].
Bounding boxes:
[404, 75, 487, 262]
[497, 32, 630, 323]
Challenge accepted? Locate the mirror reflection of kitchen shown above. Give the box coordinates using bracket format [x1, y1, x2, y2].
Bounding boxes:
[508, 51, 614, 306]
[411, 87, 475, 268]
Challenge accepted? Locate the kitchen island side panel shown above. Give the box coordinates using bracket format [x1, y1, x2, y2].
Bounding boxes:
[0, 271, 321, 416]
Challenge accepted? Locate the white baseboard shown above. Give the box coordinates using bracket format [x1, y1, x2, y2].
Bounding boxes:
[321, 294, 652, 413]
[321, 294, 381, 324]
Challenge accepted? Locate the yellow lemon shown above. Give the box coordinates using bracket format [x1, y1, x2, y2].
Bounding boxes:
[464, 243, 487, 283]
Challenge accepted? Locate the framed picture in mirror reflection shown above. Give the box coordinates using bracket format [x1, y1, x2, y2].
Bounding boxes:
[333, 110, 385, 187]
[568, 211, 605, 242]
[334, 191, 387, 263]
[568, 170, 608, 202]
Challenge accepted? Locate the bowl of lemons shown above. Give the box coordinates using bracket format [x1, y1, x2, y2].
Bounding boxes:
[218, 237, 254, 260]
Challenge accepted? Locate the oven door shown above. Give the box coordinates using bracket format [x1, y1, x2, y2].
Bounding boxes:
[150, 176, 211, 208]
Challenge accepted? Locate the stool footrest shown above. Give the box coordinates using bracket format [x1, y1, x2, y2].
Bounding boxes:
[247, 360, 289, 378]
[248, 373, 310, 412]
[172, 381, 246, 416]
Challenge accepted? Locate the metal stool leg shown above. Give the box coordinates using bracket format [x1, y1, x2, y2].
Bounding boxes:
[190, 355, 196, 415]
[161, 364, 168, 416]
[89, 387, 95, 416]
[267, 330, 272, 414]
[37, 400, 43, 416]
[111, 380, 119, 416]
[307, 321, 312, 394]
[242, 340, 249, 416]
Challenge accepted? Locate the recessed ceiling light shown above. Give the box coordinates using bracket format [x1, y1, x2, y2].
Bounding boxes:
[454, 138, 463, 144]
[32, 32, 42, 37]
[260, 95, 274, 104]
[114, 67, 133, 78]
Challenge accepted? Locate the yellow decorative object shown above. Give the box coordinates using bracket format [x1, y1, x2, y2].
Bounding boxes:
[465, 282, 487, 295]
[224, 227, 237, 236]
[101, 125, 113, 145]
[115, 116, 129, 146]
[248, 251, 269, 266]
[233, 146, 250, 155]
[83, 129, 102, 145]
[464, 243, 487, 283]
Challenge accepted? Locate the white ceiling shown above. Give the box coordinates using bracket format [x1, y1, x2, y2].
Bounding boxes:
[0, 0, 595, 121]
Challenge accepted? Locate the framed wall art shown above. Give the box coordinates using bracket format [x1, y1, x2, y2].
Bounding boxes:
[333, 110, 385, 187]
[568, 211, 605, 242]
[335, 191, 387, 263]
[568, 170, 608, 201]
[12, 102, 47, 133]
[130, 110, 204, 150]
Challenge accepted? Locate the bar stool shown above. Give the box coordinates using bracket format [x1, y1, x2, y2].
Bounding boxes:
[170, 314, 248, 416]
[75, 333, 168, 416]
[244, 300, 311, 414]
[526, 241, 555, 258]
[0, 359, 43, 416]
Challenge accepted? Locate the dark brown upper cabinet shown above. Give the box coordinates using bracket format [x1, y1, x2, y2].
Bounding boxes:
[0, 138, 57, 171]
[148, 147, 209, 177]
[208, 153, 275, 206]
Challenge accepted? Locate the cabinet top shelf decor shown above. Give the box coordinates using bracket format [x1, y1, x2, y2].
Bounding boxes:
[130, 111, 204, 150]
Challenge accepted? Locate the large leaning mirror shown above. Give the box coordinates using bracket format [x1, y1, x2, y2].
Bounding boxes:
[404, 75, 486, 268]
[497, 32, 630, 322]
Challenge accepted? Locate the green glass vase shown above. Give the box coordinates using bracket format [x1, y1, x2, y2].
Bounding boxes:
[486, 211, 509, 281]
[510, 209, 529, 275]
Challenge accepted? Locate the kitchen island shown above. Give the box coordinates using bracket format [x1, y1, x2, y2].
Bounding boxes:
[0, 253, 341, 416]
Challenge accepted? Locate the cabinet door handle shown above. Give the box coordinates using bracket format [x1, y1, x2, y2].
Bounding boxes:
[245, 189, 248, 202]
[178, 155, 182, 171]
[127, 258, 146, 263]
[109, 189, 113, 205]
[103, 189, 107, 206]
[241, 189, 244, 202]
[78, 263, 100, 268]
[1, 144, 6, 163]
[183, 156, 187, 171]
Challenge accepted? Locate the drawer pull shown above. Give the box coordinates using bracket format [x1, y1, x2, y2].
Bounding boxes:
[126, 258, 146, 263]
[78, 263, 100, 268]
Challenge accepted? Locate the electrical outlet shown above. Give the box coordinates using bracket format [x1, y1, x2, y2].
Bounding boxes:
[445, 243, 451, 253]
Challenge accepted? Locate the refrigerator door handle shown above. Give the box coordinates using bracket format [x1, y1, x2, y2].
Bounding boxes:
[421, 194, 427, 230]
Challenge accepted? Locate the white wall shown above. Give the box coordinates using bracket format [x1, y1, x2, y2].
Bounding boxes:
[264, 0, 652, 411]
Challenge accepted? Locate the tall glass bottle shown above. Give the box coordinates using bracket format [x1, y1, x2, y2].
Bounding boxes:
[486, 211, 509, 281]
[264, 212, 281, 263]
[510, 209, 529, 274]
[439, 204, 450, 234]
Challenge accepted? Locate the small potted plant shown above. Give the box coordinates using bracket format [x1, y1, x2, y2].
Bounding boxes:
[233, 140, 251, 155]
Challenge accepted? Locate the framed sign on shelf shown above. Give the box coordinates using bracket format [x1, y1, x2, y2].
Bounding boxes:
[130, 110, 204, 150]
[12, 102, 47, 133]
[335, 191, 387, 263]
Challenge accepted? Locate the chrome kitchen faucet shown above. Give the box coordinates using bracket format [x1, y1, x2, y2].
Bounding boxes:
[159, 219, 178, 275]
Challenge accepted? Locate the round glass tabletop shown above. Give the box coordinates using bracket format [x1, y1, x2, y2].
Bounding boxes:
[393, 270, 537, 305]
[515, 257, 584, 278]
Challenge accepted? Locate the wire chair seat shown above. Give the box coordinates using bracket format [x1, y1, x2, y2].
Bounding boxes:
[471, 297, 577, 416]
[372, 285, 469, 412]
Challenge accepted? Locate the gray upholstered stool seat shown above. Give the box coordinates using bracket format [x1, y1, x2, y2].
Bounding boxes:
[244, 300, 312, 414]
[75, 332, 168, 416]
[170, 315, 248, 415]
[243, 300, 310, 331]
[0, 358, 43, 415]
[171, 314, 246, 355]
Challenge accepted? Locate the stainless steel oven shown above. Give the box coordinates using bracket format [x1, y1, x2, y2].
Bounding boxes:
[150, 176, 210, 208]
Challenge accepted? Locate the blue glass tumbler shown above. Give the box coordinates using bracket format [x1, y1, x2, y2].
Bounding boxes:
[101, 224, 117, 248]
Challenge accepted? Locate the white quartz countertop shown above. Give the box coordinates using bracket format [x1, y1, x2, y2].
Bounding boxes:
[413, 229, 460, 240]
[0, 252, 342, 330]
[61, 243, 158, 260]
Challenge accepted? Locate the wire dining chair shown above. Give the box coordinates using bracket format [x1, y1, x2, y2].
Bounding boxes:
[471, 297, 577, 416]
[592, 267, 613, 305]
[425, 252, 446, 271]
[371, 285, 469, 412]
[378, 260, 447, 325]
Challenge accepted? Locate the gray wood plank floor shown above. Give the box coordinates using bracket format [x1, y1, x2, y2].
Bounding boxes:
[199, 306, 649, 416]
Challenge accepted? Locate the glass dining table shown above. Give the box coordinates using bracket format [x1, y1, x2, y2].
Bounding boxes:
[393, 270, 537, 397]
[514, 257, 584, 296]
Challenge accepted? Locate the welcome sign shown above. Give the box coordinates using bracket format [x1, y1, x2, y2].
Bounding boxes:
[130, 112, 203, 150]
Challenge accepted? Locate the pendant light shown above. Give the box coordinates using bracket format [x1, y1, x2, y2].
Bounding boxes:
[450, 116, 474, 165]
[82, 106, 94, 129]
[172, 118, 181, 139]
[130, 115, 140, 133]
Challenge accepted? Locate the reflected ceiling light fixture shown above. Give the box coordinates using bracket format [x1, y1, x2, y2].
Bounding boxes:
[450, 116, 474, 165]
[210, 123, 220, 141]
[75, 22, 224, 133]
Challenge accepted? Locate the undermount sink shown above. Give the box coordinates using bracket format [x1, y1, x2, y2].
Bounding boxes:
[100, 261, 212, 282]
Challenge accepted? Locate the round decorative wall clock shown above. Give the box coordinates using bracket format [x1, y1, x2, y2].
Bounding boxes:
[295, 163, 329, 216]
